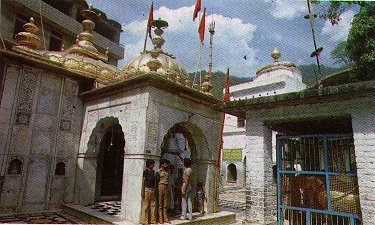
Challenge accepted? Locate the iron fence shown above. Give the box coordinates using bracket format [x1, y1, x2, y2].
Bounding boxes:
[277, 134, 361, 225]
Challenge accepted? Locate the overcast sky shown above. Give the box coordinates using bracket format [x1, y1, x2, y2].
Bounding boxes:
[90, 0, 357, 78]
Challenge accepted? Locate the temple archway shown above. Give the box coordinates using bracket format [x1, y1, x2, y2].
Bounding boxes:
[160, 122, 210, 212]
[82, 116, 125, 203]
[95, 123, 125, 201]
[227, 163, 237, 183]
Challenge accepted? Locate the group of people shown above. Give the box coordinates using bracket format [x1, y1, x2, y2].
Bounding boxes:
[140, 157, 206, 225]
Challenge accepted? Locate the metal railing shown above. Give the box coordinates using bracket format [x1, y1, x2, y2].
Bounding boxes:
[277, 134, 361, 225]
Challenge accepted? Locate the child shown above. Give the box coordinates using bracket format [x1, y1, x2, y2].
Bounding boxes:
[195, 182, 206, 215]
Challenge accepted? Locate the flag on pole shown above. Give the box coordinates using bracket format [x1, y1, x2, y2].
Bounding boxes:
[147, 2, 154, 39]
[198, 7, 206, 43]
[193, 0, 201, 21]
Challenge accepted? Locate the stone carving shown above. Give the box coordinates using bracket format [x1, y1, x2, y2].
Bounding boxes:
[15, 112, 31, 125]
[15, 70, 37, 125]
[60, 79, 77, 131]
[145, 122, 158, 154]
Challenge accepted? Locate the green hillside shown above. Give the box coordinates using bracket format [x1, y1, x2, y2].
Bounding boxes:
[188, 71, 252, 99]
[298, 64, 342, 86]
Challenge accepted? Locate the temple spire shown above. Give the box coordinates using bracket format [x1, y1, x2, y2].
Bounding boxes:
[65, 4, 108, 62]
[15, 17, 41, 49]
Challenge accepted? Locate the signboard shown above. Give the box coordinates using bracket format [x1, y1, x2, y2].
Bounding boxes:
[222, 148, 242, 161]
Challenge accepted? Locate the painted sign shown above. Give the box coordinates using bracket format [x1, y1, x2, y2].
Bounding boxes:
[222, 148, 242, 161]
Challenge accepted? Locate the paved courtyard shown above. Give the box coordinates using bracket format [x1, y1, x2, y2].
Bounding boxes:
[0, 185, 246, 224]
[219, 185, 246, 224]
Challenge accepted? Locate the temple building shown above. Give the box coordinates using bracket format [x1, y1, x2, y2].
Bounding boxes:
[222, 48, 306, 186]
[221, 64, 375, 224]
[0, 3, 236, 224]
[0, 0, 123, 65]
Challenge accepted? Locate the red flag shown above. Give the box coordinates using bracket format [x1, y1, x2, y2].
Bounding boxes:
[193, 0, 201, 21]
[198, 8, 206, 43]
[147, 2, 154, 39]
[223, 68, 230, 102]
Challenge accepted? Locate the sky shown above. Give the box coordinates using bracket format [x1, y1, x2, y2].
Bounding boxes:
[89, 0, 358, 78]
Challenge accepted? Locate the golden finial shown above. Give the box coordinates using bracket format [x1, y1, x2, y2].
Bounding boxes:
[271, 47, 281, 62]
[65, 5, 108, 62]
[15, 17, 41, 49]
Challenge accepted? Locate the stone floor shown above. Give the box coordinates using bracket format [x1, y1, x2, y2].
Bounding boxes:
[84, 201, 122, 217]
[219, 185, 246, 225]
[0, 212, 71, 224]
[0, 185, 247, 224]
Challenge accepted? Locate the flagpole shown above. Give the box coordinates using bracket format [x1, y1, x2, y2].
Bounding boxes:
[143, 27, 149, 52]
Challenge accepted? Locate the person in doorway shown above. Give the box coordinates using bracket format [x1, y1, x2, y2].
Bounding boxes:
[195, 182, 206, 215]
[140, 159, 157, 225]
[174, 168, 183, 211]
[167, 164, 177, 213]
[180, 157, 193, 221]
[156, 159, 170, 224]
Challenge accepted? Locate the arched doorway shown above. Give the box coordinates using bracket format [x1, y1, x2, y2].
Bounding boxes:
[95, 123, 125, 201]
[227, 163, 237, 183]
[160, 122, 209, 214]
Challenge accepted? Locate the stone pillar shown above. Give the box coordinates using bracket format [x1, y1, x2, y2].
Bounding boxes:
[245, 120, 276, 225]
[121, 155, 147, 223]
[352, 110, 375, 225]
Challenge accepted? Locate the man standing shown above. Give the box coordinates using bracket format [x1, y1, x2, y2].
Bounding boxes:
[157, 159, 170, 224]
[167, 164, 177, 213]
[180, 158, 193, 221]
[140, 159, 156, 225]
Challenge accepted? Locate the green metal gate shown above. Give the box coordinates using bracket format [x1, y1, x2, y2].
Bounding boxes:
[277, 134, 362, 225]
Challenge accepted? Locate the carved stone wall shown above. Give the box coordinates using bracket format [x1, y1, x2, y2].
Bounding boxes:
[77, 86, 221, 223]
[0, 63, 84, 213]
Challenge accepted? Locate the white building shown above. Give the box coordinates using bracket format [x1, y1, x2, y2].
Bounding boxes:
[222, 48, 306, 186]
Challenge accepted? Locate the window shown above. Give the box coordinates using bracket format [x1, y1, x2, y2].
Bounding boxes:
[8, 159, 22, 175]
[237, 117, 245, 128]
[49, 31, 63, 51]
[55, 162, 66, 175]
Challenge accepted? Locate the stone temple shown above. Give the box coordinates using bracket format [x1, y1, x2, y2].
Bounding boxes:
[1, 1, 375, 225]
[0, 2, 235, 224]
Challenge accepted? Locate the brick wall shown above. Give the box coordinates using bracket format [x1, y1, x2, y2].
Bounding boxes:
[352, 109, 375, 225]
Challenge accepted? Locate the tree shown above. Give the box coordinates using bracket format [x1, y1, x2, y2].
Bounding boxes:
[330, 41, 352, 67]
[346, 3, 375, 80]
[317, 1, 374, 80]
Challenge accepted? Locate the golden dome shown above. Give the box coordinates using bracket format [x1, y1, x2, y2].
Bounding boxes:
[122, 52, 189, 83]
[121, 18, 190, 86]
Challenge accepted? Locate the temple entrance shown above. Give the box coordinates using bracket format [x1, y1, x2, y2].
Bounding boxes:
[96, 123, 125, 201]
[160, 122, 209, 216]
[227, 163, 237, 183]
[161, 124, 194, 213]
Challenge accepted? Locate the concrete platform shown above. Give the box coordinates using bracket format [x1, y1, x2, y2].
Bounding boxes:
[63, 203, 236, 224]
